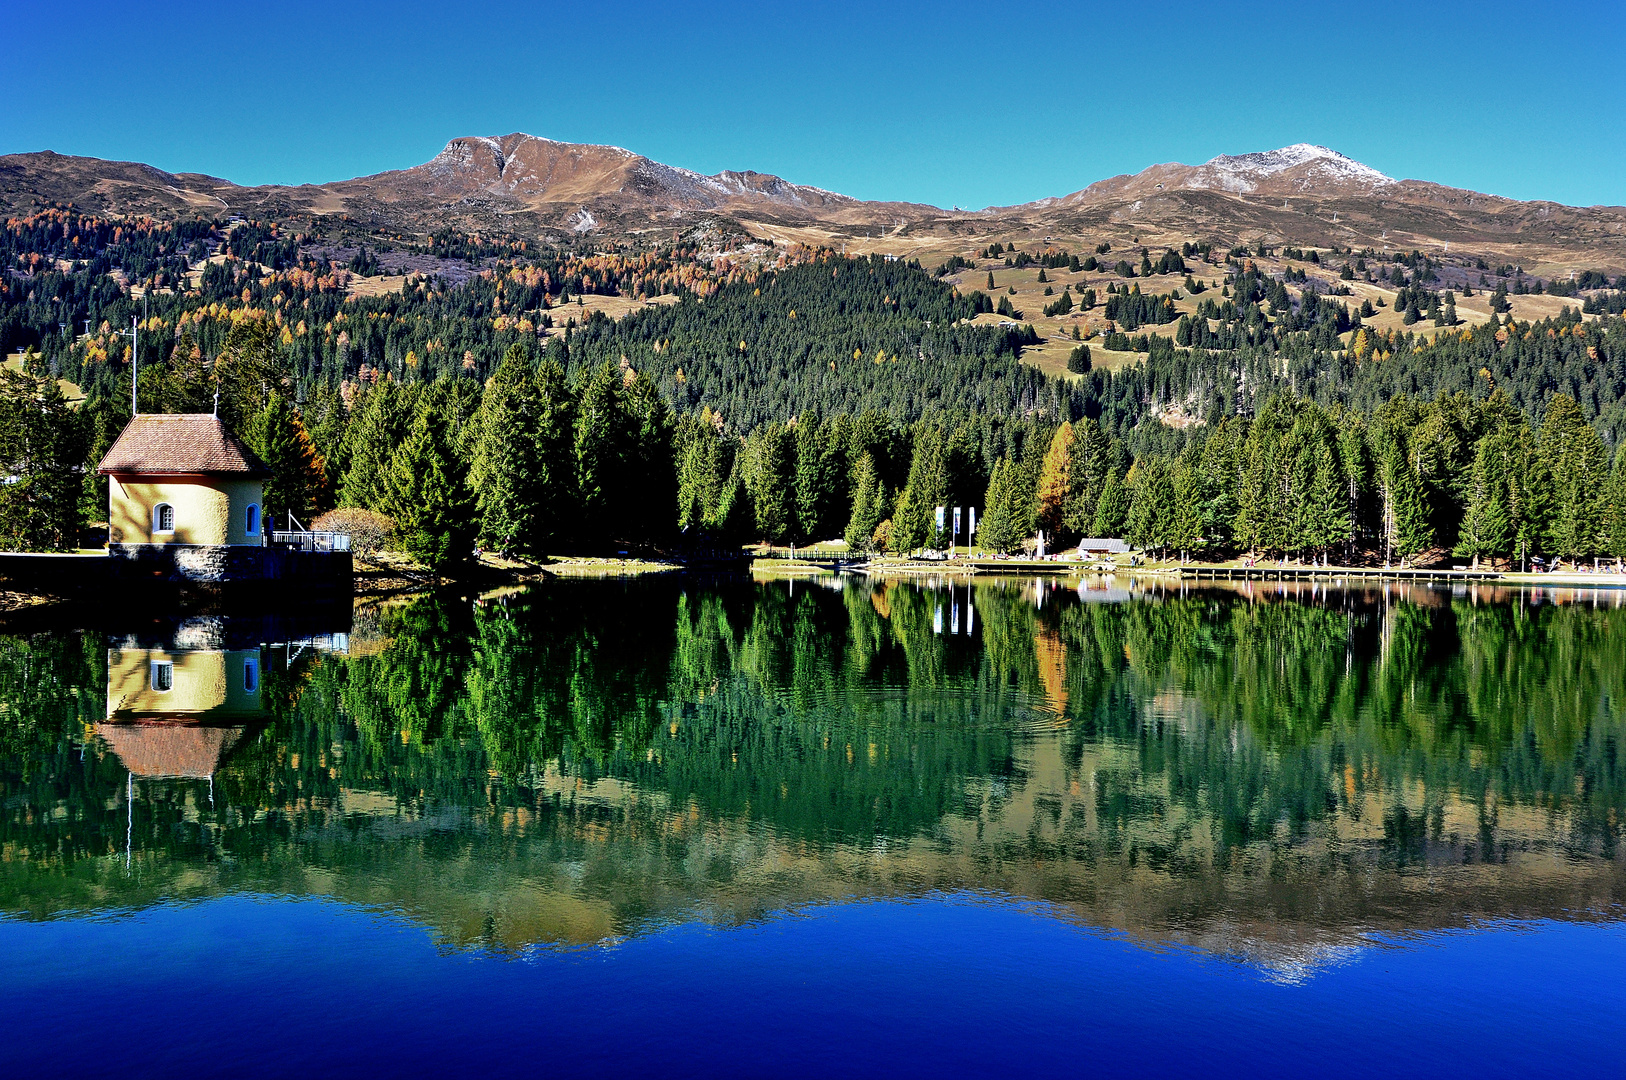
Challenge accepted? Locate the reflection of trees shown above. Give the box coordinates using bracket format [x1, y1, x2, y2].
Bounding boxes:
[0, 580, 1624, 934]
[1050, 590, 1626, 860]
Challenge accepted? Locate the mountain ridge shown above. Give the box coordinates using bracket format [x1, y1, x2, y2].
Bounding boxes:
[4, 135, 1625, 270]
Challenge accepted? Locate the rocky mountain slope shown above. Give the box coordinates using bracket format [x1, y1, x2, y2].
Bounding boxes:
[4, 137, 1624, 272]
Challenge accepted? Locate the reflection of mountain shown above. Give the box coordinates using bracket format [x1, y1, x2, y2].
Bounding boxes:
[1, 579, 1624, 971]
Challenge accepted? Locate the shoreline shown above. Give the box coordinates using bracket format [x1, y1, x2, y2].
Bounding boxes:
[749, 554, 1626, 587]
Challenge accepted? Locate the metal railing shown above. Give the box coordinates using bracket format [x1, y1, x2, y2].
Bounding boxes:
[271, 530, 351, 553]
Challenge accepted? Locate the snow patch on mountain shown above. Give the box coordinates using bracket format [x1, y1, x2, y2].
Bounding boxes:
[1194, 145, 1393, 193]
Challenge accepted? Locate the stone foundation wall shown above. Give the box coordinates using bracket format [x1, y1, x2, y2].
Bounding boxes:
[108, 544, 351, 586]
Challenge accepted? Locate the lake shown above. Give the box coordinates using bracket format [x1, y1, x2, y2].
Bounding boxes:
[1, 575, 1623, 1077]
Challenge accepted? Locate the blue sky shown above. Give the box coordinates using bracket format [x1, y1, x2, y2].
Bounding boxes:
[5, 0, 1623, 209]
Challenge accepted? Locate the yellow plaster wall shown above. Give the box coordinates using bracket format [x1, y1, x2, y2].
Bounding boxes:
[105, 649, 266, 720]
[108, 475, 263, 546]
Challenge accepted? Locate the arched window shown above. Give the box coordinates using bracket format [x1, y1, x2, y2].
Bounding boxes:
[150, 661, 173, 692]
[153, 503, 175, 534]
[246, 504, 260, 537]
[243, 657, 259, 694]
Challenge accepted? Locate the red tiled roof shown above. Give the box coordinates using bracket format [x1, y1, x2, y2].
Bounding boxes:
[97, 414, 271, 477]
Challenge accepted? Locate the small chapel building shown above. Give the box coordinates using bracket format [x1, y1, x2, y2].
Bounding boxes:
[98, 413, 270, 555]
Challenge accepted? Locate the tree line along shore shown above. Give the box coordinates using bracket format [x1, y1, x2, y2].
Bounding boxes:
[2, 211, 1625, 573]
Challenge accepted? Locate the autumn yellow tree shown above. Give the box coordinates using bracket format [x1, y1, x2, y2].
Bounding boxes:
[1036, 421, 1074, 540]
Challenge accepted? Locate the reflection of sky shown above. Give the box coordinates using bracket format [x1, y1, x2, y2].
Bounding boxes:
[2, 894, 1622, 1078]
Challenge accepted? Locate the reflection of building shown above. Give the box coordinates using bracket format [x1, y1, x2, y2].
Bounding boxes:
[97, 646, 266, 778]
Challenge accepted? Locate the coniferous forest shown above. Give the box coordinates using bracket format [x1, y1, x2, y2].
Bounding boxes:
[2, 206, 1625, 570]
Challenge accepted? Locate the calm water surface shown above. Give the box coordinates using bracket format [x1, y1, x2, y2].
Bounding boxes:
[1, 575, 1623, 1077]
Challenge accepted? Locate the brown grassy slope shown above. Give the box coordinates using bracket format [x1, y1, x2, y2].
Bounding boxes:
[10, 138, 1624, 276]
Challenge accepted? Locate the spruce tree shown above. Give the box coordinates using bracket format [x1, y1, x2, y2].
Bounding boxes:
[1454, 434, 1513, 569]
[746, 422, 797, 543]
[1092, 467, 1129, 538]
[892, 424, 946, 551]
[1606, 445, 1626, 565]
[573, 362, 634, 549]
[622, 371, 678, 548]
[469, 345, 545, 555]
[1383, 444, 1434, 566]
[0, 369, 86, 551]
[677, 409, 731, 534]
[1063, 418, 1111, 536]
[1202, 418, 1246, 552]
[1125, 457, 1175, 558]
[1510, 431, 1554, 568]
[794, 415, 827, 543]
[976, 457, 1017, 553]
[248, 391, 328, 525]
[1235, 401, 1293, 555]
[1539, 394, 1608, 562]
[340, 381, 414, 511]
[844, 453, 884, 552]
[1303, 439, 1352, 562]
[383, 401, 476, 576]
[532, 358, 578, 550]
[1170, 457, 1205, 561]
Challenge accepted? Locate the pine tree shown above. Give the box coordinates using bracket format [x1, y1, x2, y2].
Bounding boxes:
[1063, 418, 1111, 536]
[469, 345, 545, 554]
[1092, 467, 1129, 538]
[1454, 433, 1513, 569]
[1539, 394, 1608, 562]
[340, 381, 414, 511]
[844, 452, 884, 552]
[383, 401, 475, 576]
[532, 358, 578, 550]
[573, 361, 635, 549]
[248, 391, 328, 525]
[1606, 445, 1626, 566]
[976, 457, 1018, 553]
